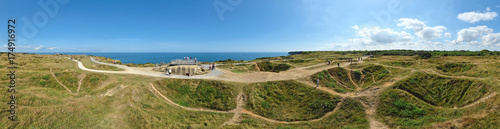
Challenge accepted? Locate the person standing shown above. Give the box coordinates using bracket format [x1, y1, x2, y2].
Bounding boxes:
[338, 63, 340, 67]
[212, 64, 216, 70]
[209, 65, 212, 70]
[168, 69, 172, 75]
[317, 79, 320, 87]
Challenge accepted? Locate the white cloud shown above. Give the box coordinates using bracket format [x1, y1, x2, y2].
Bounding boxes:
[481, 33, 500, 46]
[354, 26, 413, 44]
[397, 18, 447, 40]
[456, 26, 492, 43]
[417, 26, 447, 40]
[451, 26, 500, 46]
[397, 18, 426, 32]
[457, 8, 498, 23]
[444, 32, 452, 38]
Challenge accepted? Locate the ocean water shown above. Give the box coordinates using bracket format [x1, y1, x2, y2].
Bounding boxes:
[35, 52, 288, 64]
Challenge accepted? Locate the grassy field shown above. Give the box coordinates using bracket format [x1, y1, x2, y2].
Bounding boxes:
[81, 57, 124, 71]
[244, 80, 342, 121]
[393, 72, 489, 108]
[256, 62, 291, 73]
[377, 88, 465, 128]
[0, 51, 499, 128]
[218, 63, 259, 73]
[154, 79, 238, 111]
[310, 65, 390, 92]
[224, 98, 368, 129]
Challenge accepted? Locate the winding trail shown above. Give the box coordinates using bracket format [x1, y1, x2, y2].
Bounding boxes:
[460, 92, 497, 109]
[50, 68, 74, 94]
[77, 74, 85, 94]
[241, 101, 344, 124]
[72, 57, 359, 83]
[223, 91, 246, 125]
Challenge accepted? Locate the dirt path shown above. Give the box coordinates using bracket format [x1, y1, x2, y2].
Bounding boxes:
[297, 80, 352, 97]
[77, 74, 85, 94]
[72, 56, 361, 83]
[375, 63, 490, 81]
[50, 68, 74, 94]
[459, 92, 497, 109]
[241, 100, 344, 124]
[223, 91, 246, 125]
[347, 71, 362, 90]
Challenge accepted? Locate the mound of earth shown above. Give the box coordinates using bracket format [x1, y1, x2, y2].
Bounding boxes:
[393, 72, 488, 108]
[245, 80, 342, 121]
[256, 62, 291, 73]
[436, 63, 475, 73]
[310, 65, 390, 92]
[154, 79, 237, 111]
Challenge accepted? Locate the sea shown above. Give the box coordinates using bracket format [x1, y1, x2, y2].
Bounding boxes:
[34, 52, 289, 64]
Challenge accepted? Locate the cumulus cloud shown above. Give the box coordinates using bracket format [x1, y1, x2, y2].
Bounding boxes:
[481, 33, 500, 46]
[397, 18, 426, 32]
[418, 26, 447, 40]
[457, 8, 498, 23]
[353, 25, 413, 45]
[451, 26, 500, 46]
[456, 26, 492, 43]
[397, 18, 447, 40]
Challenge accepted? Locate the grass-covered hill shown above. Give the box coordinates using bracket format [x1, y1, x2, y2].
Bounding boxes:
[244, 80, 342, 121]
[310, 65, 390, 93]
[154, 79, 238, 111]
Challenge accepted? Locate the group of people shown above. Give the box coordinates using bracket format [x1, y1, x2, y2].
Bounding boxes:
[184, 57, 197, 61]
[166, 68, 172, 75]
[326, 60, 340, 67]
[208, 64, 216, 70]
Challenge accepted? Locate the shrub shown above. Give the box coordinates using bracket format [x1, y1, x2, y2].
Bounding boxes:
[41, 75, 50, 80]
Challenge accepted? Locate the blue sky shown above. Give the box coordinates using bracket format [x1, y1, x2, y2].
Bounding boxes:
[1, 0, 500, 52]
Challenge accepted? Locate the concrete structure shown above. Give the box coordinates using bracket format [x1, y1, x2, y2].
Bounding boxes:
[164, 59, 201, 76]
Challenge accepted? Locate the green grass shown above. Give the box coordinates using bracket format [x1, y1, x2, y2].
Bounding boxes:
[383, 61, 415, 67]
[310, 69, 355, 93]
[154, 79, 238, 111]
[81, 57, 124, 71]
[377, 88, 465, 128]
[393, 72, 489, 108]
[227, 98, 368, 129]
[361, 65, 390, 87]
[436, 63, 475, 73]
[256, 62, 292, 73]
[245, 80, 342, 121]
[310, 65, 390, 92]
[219, 63, 258, 73]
